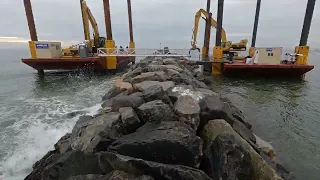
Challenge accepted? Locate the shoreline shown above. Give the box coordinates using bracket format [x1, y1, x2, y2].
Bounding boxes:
[24, 57, 296, 180]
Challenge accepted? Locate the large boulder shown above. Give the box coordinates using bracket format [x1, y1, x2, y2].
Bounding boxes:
[68, 171, 154, 180]
[168, 85, 218, 103]
[133, 81, 175, 92]
[174, 95, 201, 130]
[131, 71, 168, 84]
[202, 133, 254, 180]
[54, 133, 72, 154]
[98, 152, 212, 180]
[71, 115, 94, 138]
[108, 121, 203, 168]
[141, 85, 172, 105]
[118, 107, 142, 134]
[136, 100, 176, 123]
[71, 112, 122, 153]
[25, 151, 104, 180]
[200, 119, 283, 180]
[102, 92, 144, 111]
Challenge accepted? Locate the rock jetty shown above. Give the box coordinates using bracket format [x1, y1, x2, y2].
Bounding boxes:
[25, 57, 297, 180]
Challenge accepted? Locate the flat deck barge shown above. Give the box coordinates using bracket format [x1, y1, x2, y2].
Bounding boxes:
[223, 63, 314, 77]
[21, 56, 135, 71]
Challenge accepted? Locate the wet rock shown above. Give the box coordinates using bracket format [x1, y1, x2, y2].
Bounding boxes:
[136, 100, 175, 123]
[170, 73, 208, 88]
[108, 121, 203, 168]
[232, 120, 256, 146]
[25, 151, 103, 180]
[65, 110, 88, 119]
[118, 107, 142, 134]
[102, 92, 144, 111]
[54, 133, 72, 154]
[102, 86, 126, 101]
[221, 97, 252, 129]
[104, 170, 154, 180]
[71, 115, 94, 138]
[67, 174, 107, 180]
[141, 85, 172, 105]
[98, 152, 211, 180]
[174, 95, 201, 130]
[198, 94, 225, 123]
[133, 81, 175, 92]
[71, 112, 122, 153]
[200, 119, 283, 180]
[131, 71, 168, 84]
[254, 134, 275, 159]
[203, 133, 254, 180]
[68, 171, 154, 180]
[109, 121, 202, 167]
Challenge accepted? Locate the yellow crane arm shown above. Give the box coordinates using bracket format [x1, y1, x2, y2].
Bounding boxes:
[191, 8, 227, 49]
[86, 4, 100, 44]
[81, 0, 90, 41]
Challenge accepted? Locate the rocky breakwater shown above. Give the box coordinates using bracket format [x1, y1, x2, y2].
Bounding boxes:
[25, 57, 297, 180]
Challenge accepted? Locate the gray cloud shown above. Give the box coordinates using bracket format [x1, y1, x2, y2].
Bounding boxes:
[0, 0, 319, 49]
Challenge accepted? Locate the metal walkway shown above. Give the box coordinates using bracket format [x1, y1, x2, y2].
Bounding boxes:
[97, 48, 195, 57]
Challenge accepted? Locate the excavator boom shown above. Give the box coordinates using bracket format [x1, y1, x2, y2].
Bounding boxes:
[191, 8, 247, 52]
[191, 9, 227, 48]
[81, 0, 105, 48]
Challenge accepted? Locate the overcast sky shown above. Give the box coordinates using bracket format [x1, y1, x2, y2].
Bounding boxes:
[0, 0, 319, 49]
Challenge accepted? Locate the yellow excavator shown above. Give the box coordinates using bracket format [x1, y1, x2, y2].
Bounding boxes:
[191, 9, 248, 56]
[62, 0, 106, 57]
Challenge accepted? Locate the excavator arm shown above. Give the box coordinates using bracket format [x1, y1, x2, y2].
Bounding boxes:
[191, 8, 247, 52]
[81, 0, 105, 48]
[191, 9, 227, 49]
[81, 0, 90, 42]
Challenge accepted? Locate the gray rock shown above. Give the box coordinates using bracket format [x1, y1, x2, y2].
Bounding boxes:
[68, 171, 154, 180]
[71, 112, 122, 153]
[136, 100, 175, 123]
[142, 85, 172, 105]
[201, 133, 254, 180]
[104, 170, 154, 180]
[133, 81, 175, 92]
[222, 97, 252, 129]
[131, 71, 168, 84]
[67, 174, 108, 180]
[118, 107, 142, 134]
[163, 58, 180, 66]
[232, 120, 257, 146]
[150, 60, 164, 65]
[199, 120, 283, 180]
[108, 121, 202, 168]
[198, 95, 225, 124]
[170, 72, 208, 88]
[102, 86, 127, 101]
[54, 133, 72, 154]
[71, 115, 94, 138]
[102, 92, 144, 111]
[25, 151, 103, 180]
[98, 152, 211, 180]
[174, 95, 201, 130]
[65, 110, 88, 119]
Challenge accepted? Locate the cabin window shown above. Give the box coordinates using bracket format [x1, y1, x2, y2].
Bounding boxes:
[268, 53, 274, 56]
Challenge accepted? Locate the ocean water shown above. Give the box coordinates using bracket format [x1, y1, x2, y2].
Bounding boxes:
[0, 48, 319, 180]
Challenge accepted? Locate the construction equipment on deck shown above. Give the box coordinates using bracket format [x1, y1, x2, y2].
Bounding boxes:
[62, 0, 106, 57]
[191, 9, 248, 57]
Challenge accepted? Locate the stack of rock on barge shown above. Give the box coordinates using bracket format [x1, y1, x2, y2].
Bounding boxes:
[25, 57, 297, 180]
